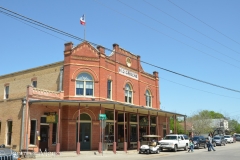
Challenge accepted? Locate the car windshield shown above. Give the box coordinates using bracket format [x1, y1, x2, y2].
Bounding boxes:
[214, 137, 220, 139]
[164, 136, 177, 140]
[224, 136, 230, 138]
[193, 137, 199, 140]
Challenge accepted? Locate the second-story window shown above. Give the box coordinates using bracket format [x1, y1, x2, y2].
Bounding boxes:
[32, 81, 37, 88]
[76, 73, 94, 96]
[125, 83, 132, 103]
[107, 80, 112, 99]
[146, 90, 152, 107]
[4, 85, 9, 99]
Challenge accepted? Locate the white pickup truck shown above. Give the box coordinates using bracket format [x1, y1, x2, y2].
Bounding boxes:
[159, 134, 189, 152]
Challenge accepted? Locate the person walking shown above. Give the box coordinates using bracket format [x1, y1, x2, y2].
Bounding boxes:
[188, 139, 194, 152]
[208, 133, 216, 151]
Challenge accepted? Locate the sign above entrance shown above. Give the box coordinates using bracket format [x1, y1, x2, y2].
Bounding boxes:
[99, 114, 107, 120]
[119, 67, 138, 80]
[46, 115, 58, 123]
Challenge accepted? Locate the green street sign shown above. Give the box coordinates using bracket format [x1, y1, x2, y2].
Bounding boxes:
[99, 114, 107, 120]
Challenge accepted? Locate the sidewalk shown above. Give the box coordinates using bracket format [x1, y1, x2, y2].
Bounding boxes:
[22, 150, 140, 159]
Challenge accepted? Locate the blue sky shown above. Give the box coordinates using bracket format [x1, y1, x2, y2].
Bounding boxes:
[1, 0, 240, 120]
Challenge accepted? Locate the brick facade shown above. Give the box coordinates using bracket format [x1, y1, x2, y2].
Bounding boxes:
[0, 41, 185, 153]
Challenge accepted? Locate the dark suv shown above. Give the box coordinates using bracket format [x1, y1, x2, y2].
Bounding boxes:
[192, 136, 207, 149]
[213, 136, 226, 146]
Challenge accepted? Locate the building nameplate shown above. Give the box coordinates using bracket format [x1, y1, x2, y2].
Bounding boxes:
[119, 67, 138, 80]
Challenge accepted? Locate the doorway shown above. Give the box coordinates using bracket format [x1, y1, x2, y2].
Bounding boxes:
[76, 123, 91, 150]
[76, 113, 92, 151]
[39, 125, 49, 152]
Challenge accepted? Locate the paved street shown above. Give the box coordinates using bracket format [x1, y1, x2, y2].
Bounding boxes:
[23, 142, 240, 160]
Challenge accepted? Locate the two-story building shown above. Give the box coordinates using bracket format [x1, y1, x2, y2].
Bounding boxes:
[0, 41, 186, 154]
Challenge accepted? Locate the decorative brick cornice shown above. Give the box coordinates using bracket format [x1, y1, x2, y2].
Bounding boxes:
[71, 55, 99, 61]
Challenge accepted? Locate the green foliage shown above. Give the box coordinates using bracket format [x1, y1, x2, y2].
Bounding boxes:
[170, 118, 185, 134]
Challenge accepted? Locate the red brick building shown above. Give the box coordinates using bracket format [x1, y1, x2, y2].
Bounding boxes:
[0, 41, 186, 154]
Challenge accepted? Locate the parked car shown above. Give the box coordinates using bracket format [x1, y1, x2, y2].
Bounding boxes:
[192, 136, 207, 149]
[159, 134, 189, 152]
[0, 148, 20, 160]
[213, 136, 226, 146]
[235, 134, 240, 141]
[224, 135, 233, 143]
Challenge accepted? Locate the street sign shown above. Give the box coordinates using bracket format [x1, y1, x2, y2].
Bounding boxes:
[99, 114, 107, 120]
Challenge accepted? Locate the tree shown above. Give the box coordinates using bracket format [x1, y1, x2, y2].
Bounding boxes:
[187, 110, 217, 135]
[169, 117, 185, 134]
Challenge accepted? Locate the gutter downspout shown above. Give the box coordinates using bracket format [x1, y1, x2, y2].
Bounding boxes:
[59, 67, 64, 91]
[20, 98, 26, 152]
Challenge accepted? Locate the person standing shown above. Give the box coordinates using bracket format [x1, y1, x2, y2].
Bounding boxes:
[208, 133, 216, 151]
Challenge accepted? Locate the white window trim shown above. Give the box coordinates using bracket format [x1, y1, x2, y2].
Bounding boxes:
[75, 73, 94, 97]
[145, 90, 152, 108]
[4, 85, 9, 99]
[125, 83, 133, 104]
[107, 80, 112, 100]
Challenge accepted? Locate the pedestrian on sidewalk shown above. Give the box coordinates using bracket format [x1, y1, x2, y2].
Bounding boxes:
[188, 139, 194, 152]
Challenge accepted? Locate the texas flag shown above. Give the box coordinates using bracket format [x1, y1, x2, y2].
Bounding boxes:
[80, 14, 85, 25]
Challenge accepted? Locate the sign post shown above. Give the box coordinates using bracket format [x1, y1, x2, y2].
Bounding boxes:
[99, 114, 107, 156]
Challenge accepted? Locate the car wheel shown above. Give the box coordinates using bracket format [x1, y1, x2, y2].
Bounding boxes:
[139, 151, 141, 154]
[156, 149, 160, 154]
[197, 144, 200, 149]
[184, 145, 188, 151]
[223, 142, 225, 146]
[173, 145, 177, 152]
[146, 150, 149, 154]
[204, 143, 207, 148]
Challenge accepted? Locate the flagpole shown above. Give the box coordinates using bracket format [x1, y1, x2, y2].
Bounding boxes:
[84, 21, 86, 41]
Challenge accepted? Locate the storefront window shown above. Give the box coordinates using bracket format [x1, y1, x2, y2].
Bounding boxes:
[130, 125, 137, 142]
[105, 110, 114, 120]
[30, 120, 37, 145]
[130, 114, 137, 122]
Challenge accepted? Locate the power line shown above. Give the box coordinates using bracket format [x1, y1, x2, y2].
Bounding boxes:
[167, 0, 240, 46]
[1, 6, 240, 94]
[0, 10, 67, 42]
[93, 0, 240, 69]
[161, 77, 240, 100]
[143, 0, 240, 55]
[117, 0, 240, 63]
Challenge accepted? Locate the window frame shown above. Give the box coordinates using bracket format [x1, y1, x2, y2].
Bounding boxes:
[30, 120, 37, 145]
[124, 83, 133, 104]
[6, 120, 12, 145]
[76, 73, 94, 97]
[4, 85, 9, 99]
[107, 80, 112, 99]
[145, 90, 152, 107]
[32, 80, 37, 88]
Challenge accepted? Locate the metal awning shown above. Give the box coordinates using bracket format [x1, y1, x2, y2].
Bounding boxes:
[28, 99, 186, 117]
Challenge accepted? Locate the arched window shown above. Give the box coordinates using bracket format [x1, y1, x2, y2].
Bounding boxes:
[146, 90, 152, 107]
[76, 73, 94, 96]
[125, 83, 132, 103]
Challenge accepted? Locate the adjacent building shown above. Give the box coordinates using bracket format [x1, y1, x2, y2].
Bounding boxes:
[0, 41, 186, 154]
